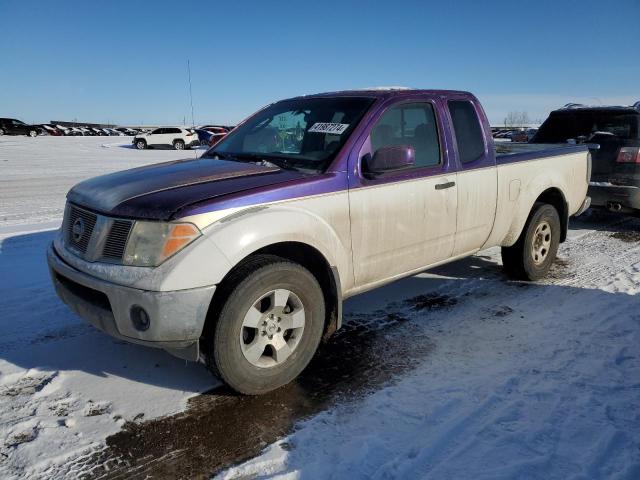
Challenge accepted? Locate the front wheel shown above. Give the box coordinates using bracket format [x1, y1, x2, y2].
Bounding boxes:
[135, 139, 147, 150]
[206, 255, 325, 395]
[501, 203, 561, 281]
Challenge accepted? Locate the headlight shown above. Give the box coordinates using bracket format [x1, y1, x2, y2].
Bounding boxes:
[123, 221, 201, 267]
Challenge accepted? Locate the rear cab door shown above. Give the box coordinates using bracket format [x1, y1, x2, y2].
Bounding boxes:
[347, 93, 458, 289]
[445, 94, 498, 256]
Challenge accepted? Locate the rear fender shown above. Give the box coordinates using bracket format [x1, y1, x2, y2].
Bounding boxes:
[492, 171, 569, 248]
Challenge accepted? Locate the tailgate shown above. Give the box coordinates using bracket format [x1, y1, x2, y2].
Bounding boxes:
[590, 135, 640, 185]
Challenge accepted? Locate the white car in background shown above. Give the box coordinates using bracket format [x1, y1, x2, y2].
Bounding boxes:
[133, 127, 199, 150]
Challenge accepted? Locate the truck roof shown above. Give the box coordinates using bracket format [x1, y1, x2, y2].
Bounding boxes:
[286, 88, 474, 101]
[553, 103, 640, 114]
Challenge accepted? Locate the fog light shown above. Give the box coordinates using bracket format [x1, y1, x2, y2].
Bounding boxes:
[130, 305, 150, 331]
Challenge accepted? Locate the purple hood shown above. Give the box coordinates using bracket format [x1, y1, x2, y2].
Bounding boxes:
[67, 157, 306, 220]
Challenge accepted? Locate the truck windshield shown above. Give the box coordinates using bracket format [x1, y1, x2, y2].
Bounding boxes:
[203, 96, 375, 172]
[532, 110, 640, 143]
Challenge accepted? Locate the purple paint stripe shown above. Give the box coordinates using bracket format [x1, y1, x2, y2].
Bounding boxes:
[177, 172, 348, 219]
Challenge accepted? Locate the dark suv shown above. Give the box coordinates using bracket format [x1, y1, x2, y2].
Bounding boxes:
[0, 118, 42, 137]
[531, 103, 640, 215]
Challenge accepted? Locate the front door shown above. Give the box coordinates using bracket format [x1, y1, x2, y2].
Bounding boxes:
[349, 99, 458, 289]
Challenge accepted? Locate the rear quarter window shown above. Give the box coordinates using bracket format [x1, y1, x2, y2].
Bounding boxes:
[448, 100, 485, 164]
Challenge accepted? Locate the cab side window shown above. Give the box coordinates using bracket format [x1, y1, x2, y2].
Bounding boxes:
[448, 100, 485, 164]
[369, 102, 441, 168]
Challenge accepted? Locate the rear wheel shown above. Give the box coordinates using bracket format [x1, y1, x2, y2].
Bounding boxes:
[501, 203, 561, 281]
[0, 128, 4, 136]
[206, 255, 325, 395]
[173, 139, 185, 150]
[135, 139, 147, 150]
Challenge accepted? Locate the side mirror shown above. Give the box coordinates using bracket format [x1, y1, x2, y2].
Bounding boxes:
[363, 145, 415, 177]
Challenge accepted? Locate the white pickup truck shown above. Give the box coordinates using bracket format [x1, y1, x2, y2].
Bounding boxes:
[48, 89, 591, 394]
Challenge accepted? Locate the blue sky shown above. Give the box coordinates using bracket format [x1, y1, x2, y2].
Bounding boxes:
[1, 0, 638, 126]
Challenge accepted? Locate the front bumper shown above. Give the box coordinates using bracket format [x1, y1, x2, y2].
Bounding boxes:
[47, 243, 216, 361]
[588, 183, 640, 212]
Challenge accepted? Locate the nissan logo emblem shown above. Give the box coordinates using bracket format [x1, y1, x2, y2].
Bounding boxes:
[72, 217, 85, 242]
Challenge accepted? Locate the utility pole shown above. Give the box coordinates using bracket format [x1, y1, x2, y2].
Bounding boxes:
[187, 60, 195, 127]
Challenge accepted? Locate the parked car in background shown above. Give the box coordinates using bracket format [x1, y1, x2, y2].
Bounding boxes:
[49, 89, 591, 395]
[87, 127, 105, 136]
[0, 118, 42, 137]
[510, 129, 528, 142]
[209, 132, 227, 147]
[133, 127, 199, 150]
[202, 125, 231, 135]
[531, 102, 640, 215]
[39, 124, 64, 136]
[116, 127, 138, 136]
[194, 128, 214, 146]
[54, 125, 72, 136]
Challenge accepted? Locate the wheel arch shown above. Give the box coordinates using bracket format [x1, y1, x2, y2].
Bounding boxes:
[535, 187, 569, 242]
[202, 241, 342, 353]
[497, 183, 570, 248]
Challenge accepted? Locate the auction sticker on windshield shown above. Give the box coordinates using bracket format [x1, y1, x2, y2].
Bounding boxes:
[308, 123, 350, 134]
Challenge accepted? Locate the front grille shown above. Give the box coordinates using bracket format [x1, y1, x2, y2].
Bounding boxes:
[63, 203, 134, 264]
[102, 220, 133, 261]
[66, 206, 97, 254]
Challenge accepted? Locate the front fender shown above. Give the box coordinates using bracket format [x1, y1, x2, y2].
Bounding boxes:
[199, 204, 353, 288]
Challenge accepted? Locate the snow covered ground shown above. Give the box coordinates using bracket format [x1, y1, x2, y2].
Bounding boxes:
[0, 137, 639, 479]
[0, 135, 198, 232]
[0, 137, 214, 479]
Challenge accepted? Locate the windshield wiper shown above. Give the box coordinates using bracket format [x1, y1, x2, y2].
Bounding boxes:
[204, 150, 236, 160]
[205, 151, 300, 171]
[230, 153, 298, 171]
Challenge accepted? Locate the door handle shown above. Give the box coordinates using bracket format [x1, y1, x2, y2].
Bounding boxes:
[435, 181, 456, 190]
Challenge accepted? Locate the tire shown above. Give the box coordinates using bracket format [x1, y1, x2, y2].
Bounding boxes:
[501, 202, 561, 281]
[0, 128, 4, 136]
[135, 139, 147, 150]
[207, 254, 325, 395]
[173, 139, 185, 150]
[29, 130, 38, 137]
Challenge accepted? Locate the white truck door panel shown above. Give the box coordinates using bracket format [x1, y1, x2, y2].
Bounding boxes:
[453, 167, 498, 255]
[349, 175, 457, 286]
[348, 99, 457, 289]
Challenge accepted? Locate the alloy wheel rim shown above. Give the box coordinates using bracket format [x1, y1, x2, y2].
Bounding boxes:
[532, 220, 552, 265]
[240, 288, 305, 368]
